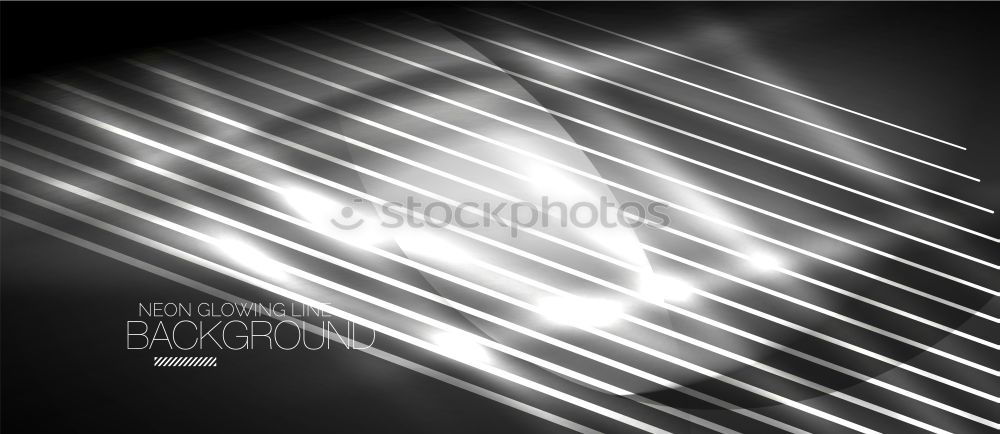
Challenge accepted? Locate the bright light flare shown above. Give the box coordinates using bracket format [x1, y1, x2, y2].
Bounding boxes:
[283, 187, 338, 225]
[527, 166, 586, 198]
[433, 332, 489, 363]
[215, 237, 285, 279]
[638, 273, 695, 303]
[749, 252, 782, 271]
[537, 296, 623, 327]
[395, 230, 469, 263]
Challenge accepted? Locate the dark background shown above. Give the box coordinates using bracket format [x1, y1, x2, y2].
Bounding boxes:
[3, 2, 998, 433]
[5, 2, 997, 79]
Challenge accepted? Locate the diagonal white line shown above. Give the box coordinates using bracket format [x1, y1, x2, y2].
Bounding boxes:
[317, 24, 1000, 287]
[7, 136, 964, 431]
[525, 4, 970, 150]
[405, 12, 992, 214]
[14, 87, 995, 398]
[259, 33, 1000, 316]
[0, 211, 610, 434]
[7, 122, 989, 422]
[467, 7, 979, 181]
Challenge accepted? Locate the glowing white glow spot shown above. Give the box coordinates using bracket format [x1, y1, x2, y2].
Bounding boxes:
[395, 230, 468, 263]
[528, 166, 585, 197]
[433, 332, 489, 363]
[749, 253, 782, 271]
[283, 187, 388, 245]
[589, 230, 649, 268]
[537, 297, 623, 327]
[283, 187, 338, 225]
[215, 237, 285, 278]
[639, 273, 695, 303]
